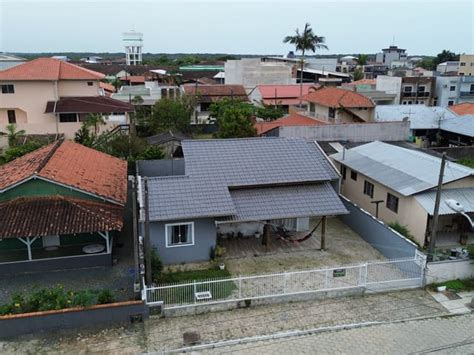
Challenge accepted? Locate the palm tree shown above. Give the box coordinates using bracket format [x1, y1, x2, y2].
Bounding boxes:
[283, 23, 328, 106]
[85, 113, 106, 136]
[356, 54, 368, 67]
[6, 124, 26, 147]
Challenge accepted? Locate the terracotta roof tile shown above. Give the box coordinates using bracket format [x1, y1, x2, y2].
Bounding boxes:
[0, 196, 124, 238]
[450, 103, 474, 116]
[0, 58, 105, 81]
[255, 113, 327, 135]
[0, 141, 127, 204]
[302, 87, 374, 108]
[99, 82, 116, 93]
[257, 84, 319, 99]
[343, 79, 376, 86]
[119, 75, 145, 83]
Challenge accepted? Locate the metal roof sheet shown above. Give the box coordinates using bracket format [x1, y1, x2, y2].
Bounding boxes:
[331, 141, 474, 196]
[440, 115, 474, 138]
[415, 188, 474, 215]
[375, 105, 457, 130]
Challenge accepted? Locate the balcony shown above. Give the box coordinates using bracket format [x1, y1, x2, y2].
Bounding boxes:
[460, 76, 474, 83]
[460, 91, 474, 97]
[402, 92, 430, 98]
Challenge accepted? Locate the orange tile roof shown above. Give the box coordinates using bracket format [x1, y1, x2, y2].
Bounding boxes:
[257, 84, 320, 99]
[119, 75, 145, 83]
[450, 103, 474, 116]
[255, 112, 327, 135]
[99, 81, 116, 93]
[0, 58, 105, 81]
[0, 140, 127, 205]
[302, 87, 374, 108]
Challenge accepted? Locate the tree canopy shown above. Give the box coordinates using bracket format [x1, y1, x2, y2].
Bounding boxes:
[149, 95, 196, 134]
[210, 99, 257, 138]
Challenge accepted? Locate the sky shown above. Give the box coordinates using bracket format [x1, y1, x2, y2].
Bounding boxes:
[0, 0, 473, 55]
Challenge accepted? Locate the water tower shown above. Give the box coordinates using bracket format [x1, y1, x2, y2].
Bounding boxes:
[122, 30, 143, 65]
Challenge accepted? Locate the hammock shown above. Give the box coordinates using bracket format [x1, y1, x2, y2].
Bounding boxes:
[273, 219, 322, 244]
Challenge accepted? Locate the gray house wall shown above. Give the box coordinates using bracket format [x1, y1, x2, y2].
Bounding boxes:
[149, 218, 216, 264]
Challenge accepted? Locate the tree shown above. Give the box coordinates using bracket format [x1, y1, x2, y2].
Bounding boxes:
[255, 105, 285, 120]
[356, 54, 368, 66]
[5, 124, 26, 147]
[417, 57, 434, 70]
[84, 113, 106, 136]
[432, 50, 459, 68]
[149, 96, 195, 134]
[211, 99, 257, 138]
[352, 68, 364, 81]
[283, 23, 328, 106]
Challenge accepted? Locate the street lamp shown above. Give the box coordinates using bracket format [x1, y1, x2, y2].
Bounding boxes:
[445, 199, 474, 230]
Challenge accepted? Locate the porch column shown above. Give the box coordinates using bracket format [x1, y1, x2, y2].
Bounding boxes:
[98, 231, 111, 254]
[18, 237, 39, 261]
[320, 216, 327, 251]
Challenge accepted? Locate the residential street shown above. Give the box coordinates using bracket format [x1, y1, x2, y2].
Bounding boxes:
[204, 313, 474, 354]
[0, 289, 450, 353]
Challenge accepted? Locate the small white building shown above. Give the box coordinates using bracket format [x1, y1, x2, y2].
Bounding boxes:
[225, 58, 294, 88]
[436, 61, 459, 74]
[434, 76, 460, 107]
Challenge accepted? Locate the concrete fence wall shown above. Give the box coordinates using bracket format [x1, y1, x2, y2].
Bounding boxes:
[0, 301, 148, 339]
[338, 197, 419, 259]
[425, 259, 474, 284]
[277, 121, 410, 142]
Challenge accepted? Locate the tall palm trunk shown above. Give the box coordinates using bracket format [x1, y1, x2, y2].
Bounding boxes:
[299, 49, 305, 107]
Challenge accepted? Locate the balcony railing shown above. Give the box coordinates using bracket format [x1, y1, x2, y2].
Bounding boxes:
[402, 92, 430, 98]
[460, 91, 474, 97]
[460, 76, 474, 83]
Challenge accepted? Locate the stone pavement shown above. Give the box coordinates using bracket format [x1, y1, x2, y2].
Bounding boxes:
[429, 290, 474, 315]
[205, 313, 474, 354]
[0, 289, 448, 354]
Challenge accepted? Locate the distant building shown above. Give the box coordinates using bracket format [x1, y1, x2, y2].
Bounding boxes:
[248, 84, 319, 112]
[434, 76, 460, 107]
[0, 53, 26, 70]
[458, 54, 474, 76]
[458, 76, 474, 104]
[436, 61, 459, 74]
[375, 45, 408, 67]
[342, 79, 397, 105]
[376, 75, 436, 106]
[225, 58, 294, 88]
[112, 81, 178, 107]
[123, 30, 143, 66]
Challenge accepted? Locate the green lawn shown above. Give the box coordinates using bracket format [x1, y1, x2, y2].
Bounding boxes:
[430, 278, 474, 292]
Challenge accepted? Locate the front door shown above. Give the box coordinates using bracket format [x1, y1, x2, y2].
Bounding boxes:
[43, 235, 60, 249]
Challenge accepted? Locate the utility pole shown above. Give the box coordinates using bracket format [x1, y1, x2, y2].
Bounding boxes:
[144, 178, 152, 285]
[130, 176, 140, 292]
[427, 152, 446, 262]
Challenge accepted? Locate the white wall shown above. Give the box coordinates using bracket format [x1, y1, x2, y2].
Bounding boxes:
[425, 259, 474, 284]
[376, 76, 402, 103]
[225, 58, 293, 87]
[434, 76, 460, 107]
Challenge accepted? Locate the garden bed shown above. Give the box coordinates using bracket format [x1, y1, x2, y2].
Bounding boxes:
[429, 278, 474, 292]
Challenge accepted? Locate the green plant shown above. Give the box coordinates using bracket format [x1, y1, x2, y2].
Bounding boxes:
[467, 244, 474, 259]
[150, 247, 163, 282]
[1, 140, 44, 164]
[97, 289, 114, 304]
[215, 246, 226, 258]
[457, 157, 474, 169]
[388, 222, 420, 247]
[5, 124, 26, 147]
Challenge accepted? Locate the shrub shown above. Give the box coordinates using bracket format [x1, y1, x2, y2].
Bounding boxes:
[150, 247, 163, 282]
[97, 289, 114, 304]
[467, 244, 474, 260]
[388, 221, 419, 247]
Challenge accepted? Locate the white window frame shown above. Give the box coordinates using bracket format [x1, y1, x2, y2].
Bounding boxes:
[165, 222, 195, 248]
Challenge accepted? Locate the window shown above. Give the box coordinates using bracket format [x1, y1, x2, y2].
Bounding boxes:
[363, 180, 374, 198]
[460, 62, 466, 66]
[87, 81, 93, 86]
[309, 103, 315, 114]
[404, 86, 412, 92]
[470, 84, 474, 93]
[340, 165, 346, 180]
[448, 100, 454, 106]
[449, 86, 456, 91]
[59, 113, 78, 122]
[7, 110, 16, 124]
[1, 84, 14, 94]
[165, 222, 194, 247]
[328, 107, 336, 119]
[386, 193, 399, 213]
[350, 170, 357, 181]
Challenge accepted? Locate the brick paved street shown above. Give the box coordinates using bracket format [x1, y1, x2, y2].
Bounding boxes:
[207, 314, 474, 354]
[0, 289, 448, 354]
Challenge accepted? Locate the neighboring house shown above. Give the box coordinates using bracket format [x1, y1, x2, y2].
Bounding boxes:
[225, 58, 295, 87]
[297, 68, 351, 84]
[458, 54, 474, 76]
[302, 87, 375, 123]
[0, 58, 134, 138]
[436, 61, 459, 74]
[146, 130, 188, 158]
[362, 64, 389, 79]
[450, 102, 474, 116]
[137, 138, 347, 265]
[119, 75, 146, 86]
[375, 45, 408, 67]
[0, 140, 127, 273]
[181, 84, 248, 124]
[342, 79, 397, 105]
[255, 112, 327, 136]
[99, 82, 116, 96]
[374, 105, 457, 139]
[400, 77, 436, 106]
[112, 81, 179, 107]
[249, 84, 319, 112]
[331, 141, 474, 247]
[0, 53, 26, 70]
[458, 76, 474, 104]
[439, 115, 474, 146]
[434, 76, 460, 107]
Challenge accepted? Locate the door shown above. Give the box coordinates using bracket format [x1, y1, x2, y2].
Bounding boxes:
[43, 235, 60, 249]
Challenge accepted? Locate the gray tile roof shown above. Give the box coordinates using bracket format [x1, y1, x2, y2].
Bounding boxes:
[331, 141, 474, 196]
[415, 188, 474, 215]
[182, 138, 334, 187]
[227, 183, 347, 222]
[144, 138, 344, 221]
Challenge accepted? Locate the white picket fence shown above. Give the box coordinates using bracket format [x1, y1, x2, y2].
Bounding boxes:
[143, 252, 426, 310]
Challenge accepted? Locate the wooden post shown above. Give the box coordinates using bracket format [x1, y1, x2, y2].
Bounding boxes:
[262, 222, 271, 252]
[428, 153, 446, 262]
[320, 216, 327, 251]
